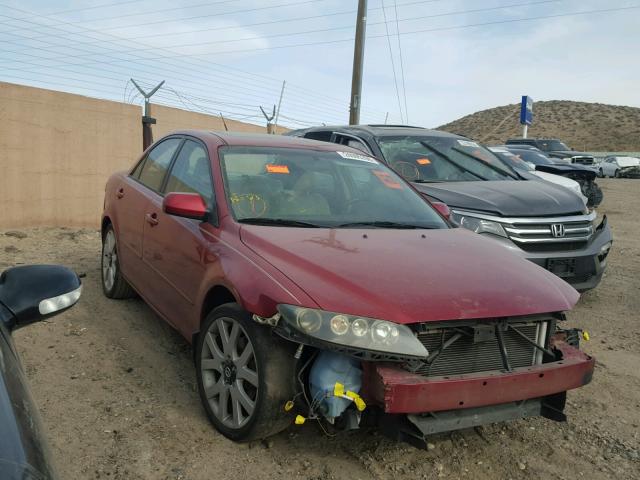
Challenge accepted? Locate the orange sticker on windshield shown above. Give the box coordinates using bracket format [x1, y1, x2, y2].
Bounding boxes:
[417, 158, 431, 165]
[266, 164, 290, 174]
[373, 170, 403, 189]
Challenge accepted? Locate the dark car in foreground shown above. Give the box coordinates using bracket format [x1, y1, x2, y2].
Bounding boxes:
[1, 265, 82, 480]
[493, 145, 603, 207]
[102, 131, 594, 446]
[287, 125, 612, 291]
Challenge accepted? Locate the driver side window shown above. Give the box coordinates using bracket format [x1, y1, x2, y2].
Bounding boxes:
[163, 140, 214, 205]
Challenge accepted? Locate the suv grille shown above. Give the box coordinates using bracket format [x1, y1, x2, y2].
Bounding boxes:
[504, 219, 593, 249]
[411, 319, 549, 378]
[570, 156, 594, 165]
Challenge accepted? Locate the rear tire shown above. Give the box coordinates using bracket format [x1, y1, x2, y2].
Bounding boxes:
[101, 225, 136, 299]
[196, 304, 295, 442]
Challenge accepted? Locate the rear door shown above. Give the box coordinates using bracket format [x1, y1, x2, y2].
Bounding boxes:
[116, 137, 183, 289]
[142, 138, 218, 336]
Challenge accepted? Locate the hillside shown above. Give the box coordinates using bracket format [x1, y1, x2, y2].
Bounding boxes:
[437, 100, 640, 151]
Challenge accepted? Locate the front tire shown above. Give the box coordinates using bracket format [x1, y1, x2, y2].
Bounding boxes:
[614, 169, 622, 178]
[196, 304, 295, 442]
[101, 225, 136, 299]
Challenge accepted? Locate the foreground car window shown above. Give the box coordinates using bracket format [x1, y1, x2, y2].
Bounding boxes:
[137, 138, 183, 192]
[377, 136, 517, 182]
[164, 140, 214, 204]
[219, 147, 447, 229]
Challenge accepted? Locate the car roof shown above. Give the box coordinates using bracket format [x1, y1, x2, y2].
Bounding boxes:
[290, 125, 465, 139]
[168, 130, 353, 151]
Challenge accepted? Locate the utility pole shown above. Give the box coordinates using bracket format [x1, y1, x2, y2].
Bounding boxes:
[260, 105, 276, 134]
[349, 0, 368, 125]
[131, 79, 164, 150]
[273, 80, 286, 135]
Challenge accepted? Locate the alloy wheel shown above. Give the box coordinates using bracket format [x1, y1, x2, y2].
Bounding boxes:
[102, 230, 117, 291]
[200, 317, 259, 430]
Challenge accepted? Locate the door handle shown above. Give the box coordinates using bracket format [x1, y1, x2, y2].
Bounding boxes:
[145, 213, 159, 226]
[116, 188, 125, 199]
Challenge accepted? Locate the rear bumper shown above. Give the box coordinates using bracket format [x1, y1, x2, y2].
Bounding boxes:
[365, 341, 594, 414]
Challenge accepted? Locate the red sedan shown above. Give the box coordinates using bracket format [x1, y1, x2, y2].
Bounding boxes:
[101, 131, 594, 445]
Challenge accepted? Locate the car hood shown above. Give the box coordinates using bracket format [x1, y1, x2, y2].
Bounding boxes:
[617, 157, 640, 167]
[535, 164, 597, 180]
[548, 150, 593, 158]
[413, 180, 586, 217]
[239, 226, 578, 324]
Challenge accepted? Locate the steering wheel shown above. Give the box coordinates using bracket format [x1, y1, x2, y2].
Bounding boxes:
[231, 193, 268, 218]
[391, 161, 421, 181]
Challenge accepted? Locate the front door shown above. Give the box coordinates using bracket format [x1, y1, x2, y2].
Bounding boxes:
[142, 139, 218, 337]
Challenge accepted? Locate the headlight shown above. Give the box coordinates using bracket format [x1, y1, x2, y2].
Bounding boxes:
[276, 305, 428, 360]
[450, 212, 507, 237]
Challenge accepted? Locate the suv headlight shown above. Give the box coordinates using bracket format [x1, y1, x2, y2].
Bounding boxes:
[450, 211, 507, 237]
[276, 305, 428, 360]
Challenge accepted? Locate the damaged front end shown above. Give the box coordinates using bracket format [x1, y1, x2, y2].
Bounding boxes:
[272, 308, 594, 448]
[536, 165, 603, 207]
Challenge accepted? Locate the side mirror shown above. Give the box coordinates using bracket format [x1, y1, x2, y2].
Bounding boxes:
[0, 265, 82, 331]
[163, 192, 209, 221]
[430, 201, 451, 220]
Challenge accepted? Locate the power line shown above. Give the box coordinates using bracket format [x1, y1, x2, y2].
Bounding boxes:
[8, 0, 157, 19]
[2, 0, 567, 59]
[0, 3, 389, 116]
[0, 5, 384, 118]
[394, 0, 409, 124]
[380, 0, 404, 123]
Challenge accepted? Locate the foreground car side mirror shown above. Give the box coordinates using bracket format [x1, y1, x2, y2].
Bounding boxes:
[430, 201, 451, 220]
[0, 265, 82, 331]
[163, 192, 209, 221]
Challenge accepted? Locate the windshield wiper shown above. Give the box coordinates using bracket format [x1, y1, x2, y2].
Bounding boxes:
[335, 221, 427, 229]
[451, 146, 518, 180]
[238, 218, 324, 228]
[418, 142, 487, 181]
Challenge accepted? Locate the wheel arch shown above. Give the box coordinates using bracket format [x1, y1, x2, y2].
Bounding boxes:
[101, 216, 112, 239]
[193, 285, 240, 344]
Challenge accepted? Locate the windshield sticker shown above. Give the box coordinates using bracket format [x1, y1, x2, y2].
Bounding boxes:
[416, 158, 431, 165]
[457, 140, 480, 148]
[373, 170, 403, 189]
[336, 151, 378, 163]
[266, 164, 290, 174]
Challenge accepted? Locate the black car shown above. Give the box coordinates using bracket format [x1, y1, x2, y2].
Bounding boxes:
[495, 146, 603, 207]
[505, 138, 596, 166]
[286, 125, 612, 291]
[0, 265, 82, 480]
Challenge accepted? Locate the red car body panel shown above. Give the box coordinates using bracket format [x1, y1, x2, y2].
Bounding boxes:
[364, 340, 594, 414]
[239, 225, 578, 324]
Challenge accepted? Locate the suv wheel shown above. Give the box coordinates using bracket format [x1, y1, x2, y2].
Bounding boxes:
[101, 225, 136, 299]
[196, 304, 295, 441]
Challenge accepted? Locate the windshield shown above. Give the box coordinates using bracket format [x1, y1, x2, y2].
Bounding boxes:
[218, 147, 448, 229]
[376, 136, 517, 183]
[489, 149, 534, 171]
[539, 140, 570, 151]
[509, 149, 554, 165]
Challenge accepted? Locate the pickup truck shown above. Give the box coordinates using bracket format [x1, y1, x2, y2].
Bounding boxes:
[287, 125, 612, 291]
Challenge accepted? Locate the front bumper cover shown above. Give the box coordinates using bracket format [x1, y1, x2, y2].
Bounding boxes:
[364, 340, 594, 414]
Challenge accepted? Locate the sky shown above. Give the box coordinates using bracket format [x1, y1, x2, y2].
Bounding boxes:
[1, 0, 639, 128]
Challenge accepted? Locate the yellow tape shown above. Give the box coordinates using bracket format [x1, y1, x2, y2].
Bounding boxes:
[333, 382, 345, 397]
[295, 415, 306, 425]
[582, 331, 590, 341]
[284, 400, 294, 412]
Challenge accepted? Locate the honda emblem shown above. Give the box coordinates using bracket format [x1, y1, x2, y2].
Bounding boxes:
[551, 223, 565, 238]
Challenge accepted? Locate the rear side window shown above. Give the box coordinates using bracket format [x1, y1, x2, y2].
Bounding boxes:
[137, 138, 182, 192]
[164, 140, 214, 205]
[304, 131, 332, 142]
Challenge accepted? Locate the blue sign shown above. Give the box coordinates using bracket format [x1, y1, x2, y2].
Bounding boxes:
[520, 96, 533, 125]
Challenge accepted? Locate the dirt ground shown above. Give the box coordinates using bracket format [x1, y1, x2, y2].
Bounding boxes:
[2, 178, 638, 480]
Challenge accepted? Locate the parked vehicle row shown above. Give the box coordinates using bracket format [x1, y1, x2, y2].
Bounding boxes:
[490, 145, 604, 207]
[100, 130, 597, 448]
